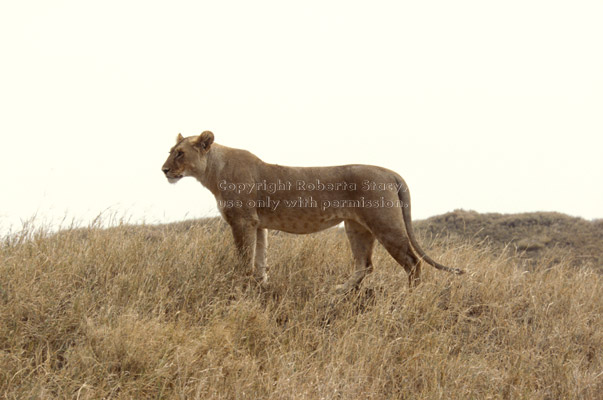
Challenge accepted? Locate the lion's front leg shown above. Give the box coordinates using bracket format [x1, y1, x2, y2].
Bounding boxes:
[254, 228, 268, 284]
[229, 220, 256, 273]
[229, 220, 267, 284]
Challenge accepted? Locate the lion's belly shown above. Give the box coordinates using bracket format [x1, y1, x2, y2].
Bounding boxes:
[257, 208, 345, 234]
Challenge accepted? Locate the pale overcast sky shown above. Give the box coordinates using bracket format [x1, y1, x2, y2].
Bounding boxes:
[1, 1, 602, 234]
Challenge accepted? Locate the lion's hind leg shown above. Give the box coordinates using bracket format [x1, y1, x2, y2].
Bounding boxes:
[336, 220, 376, 294]
[370, 223, 422, 288]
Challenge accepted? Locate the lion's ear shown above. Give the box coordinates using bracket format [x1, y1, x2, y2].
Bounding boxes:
[193, 131, 214, 151]
[176, 133, 184, 143]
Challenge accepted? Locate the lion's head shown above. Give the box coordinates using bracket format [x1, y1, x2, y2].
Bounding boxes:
[161, 131, 214, 183]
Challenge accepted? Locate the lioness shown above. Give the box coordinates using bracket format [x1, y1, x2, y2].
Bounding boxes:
[162, 131, 463, 292]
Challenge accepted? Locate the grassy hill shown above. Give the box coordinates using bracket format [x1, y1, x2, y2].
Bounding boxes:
[415, 210, 603, 270]
[0, 216, 601, 399]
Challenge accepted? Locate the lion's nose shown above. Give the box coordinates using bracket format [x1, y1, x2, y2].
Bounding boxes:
[162, 167, 170, 175]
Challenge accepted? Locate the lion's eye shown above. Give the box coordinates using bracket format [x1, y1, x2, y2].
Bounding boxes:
[175, 151, 184, 159]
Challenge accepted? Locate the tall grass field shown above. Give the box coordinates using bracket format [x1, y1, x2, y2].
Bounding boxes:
[0, 218, 601, 399]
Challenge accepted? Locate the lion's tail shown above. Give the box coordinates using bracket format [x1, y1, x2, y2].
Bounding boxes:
[396, 177, 464, 275]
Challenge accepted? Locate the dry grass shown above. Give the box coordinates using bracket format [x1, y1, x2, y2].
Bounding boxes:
[0, 219, 601, 399]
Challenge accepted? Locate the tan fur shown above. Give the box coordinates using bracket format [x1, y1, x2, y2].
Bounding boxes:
[162, 131, 463, 292]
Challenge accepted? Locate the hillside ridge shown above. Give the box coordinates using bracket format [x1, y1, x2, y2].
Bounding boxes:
[414, 209, 603, 269]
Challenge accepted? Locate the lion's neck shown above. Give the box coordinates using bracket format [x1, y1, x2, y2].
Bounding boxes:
[193, 143, 264, 197]
[192, 144, 223, 196]
[197, 143, 249, 197]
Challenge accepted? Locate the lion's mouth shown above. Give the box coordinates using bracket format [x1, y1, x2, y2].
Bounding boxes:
[167, 175, 183, 184]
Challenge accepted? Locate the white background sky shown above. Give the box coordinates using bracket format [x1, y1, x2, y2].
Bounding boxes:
[1, 1, 602, 234]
